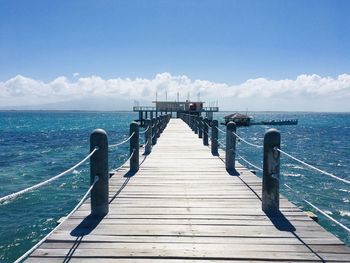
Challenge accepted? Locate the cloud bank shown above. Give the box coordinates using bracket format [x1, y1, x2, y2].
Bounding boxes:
[0, 73, 349, 111]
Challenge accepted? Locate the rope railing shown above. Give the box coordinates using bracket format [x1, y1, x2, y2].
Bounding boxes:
[224, 149, 350, 233]
[217, 140, 226, 150]
[182, 114, 350, 237]
[7, 114, 172, 262]
[0, 147, 98, 204]
[283, 183, 350, 233]
[203, 130, 211, 137]
[237, 153, 263, 172]
[110, 149, 136, 173]
[139, 126, 149, 134]
[275, 147, 350, 184]
[109, 132, 135, 148]
[14, 176, 99, 263]
[233, 131, 263, 149]
[215, 126, 226, 134]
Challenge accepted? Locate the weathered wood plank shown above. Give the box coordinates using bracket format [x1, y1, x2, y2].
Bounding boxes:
[26, 118, 350, 262]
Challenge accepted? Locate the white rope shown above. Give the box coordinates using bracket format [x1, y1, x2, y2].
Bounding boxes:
[276, 148, 350, 184]
[237, 154, 263, 171]
[109, 132, 135, 148]
[144, 139, 150, 147]
[233, 131, 263, 149]
[110, 149, 136, 173]
[0, 148, 98, 204]
[14, 176, 99, 263]
[218, 140, 226, 150]
[284, 184, 350, 233]
[215, 126, 226, 134]
[139, 126, 149, 134]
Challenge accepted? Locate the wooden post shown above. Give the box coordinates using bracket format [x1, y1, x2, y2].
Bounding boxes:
[194, 116, 198, 134]
[189, 115, 193, 130]
[145, 119, 152, 154]
[225, 121, 236, 171]
[198, 116, 203, 139]
[160, 116, 163, 133]
[130, 122, 139, 172]
[203, 118, 209, 146]
[262, 128, 281, 214]
[211, 120, 218, 155]
[151, 118, 157, 145]
[144, 119, 149, 144]
[162, 115, 165, 132]
[157, 117, 161, 138]
[90, 129, 109, 216]
[138, 111, 142, 125]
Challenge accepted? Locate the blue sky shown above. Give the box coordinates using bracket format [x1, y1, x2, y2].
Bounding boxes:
[0, 0, 350, 111]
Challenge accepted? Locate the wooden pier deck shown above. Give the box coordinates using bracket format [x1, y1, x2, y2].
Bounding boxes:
[27, 119, 350, 262]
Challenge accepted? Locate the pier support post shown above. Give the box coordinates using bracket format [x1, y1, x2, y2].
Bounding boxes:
[194, 116, 199, 134]
[198, 116, 203, 139]
[159, 116, 163, 134]
[144, 119, 149, 144]
[225, 122, 236, 172]
[151, 118, 157, 145]
[211, 120, 218, 155]
[262, 129, 281, 214]
[189, 115, 193, 131]
[130, 122, 139, 172]
[145, 119, 152, 154]
[162, 115, 166, 132]
[193, 116, 196, 132]
[203, 118, 209, 146]
[157, 117, 161, 138]
[90, 129, 109, 216]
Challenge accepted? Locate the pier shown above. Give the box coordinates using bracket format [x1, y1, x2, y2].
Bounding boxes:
[133, 100, 219, 126]
[16, 115, 349, 262]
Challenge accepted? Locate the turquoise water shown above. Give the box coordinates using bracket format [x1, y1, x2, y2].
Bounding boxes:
[0, 111, 349, 262]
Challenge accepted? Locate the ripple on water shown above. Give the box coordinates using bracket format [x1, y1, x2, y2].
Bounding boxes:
[339, 210, 350, 217]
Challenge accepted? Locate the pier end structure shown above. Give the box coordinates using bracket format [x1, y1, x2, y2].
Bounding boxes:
[133, 100, 219, 126]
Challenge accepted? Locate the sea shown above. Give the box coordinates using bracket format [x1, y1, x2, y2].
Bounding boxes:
[0, 111, 349, 262]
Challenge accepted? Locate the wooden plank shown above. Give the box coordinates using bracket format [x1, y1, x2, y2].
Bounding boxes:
[26, 118, 350, 262]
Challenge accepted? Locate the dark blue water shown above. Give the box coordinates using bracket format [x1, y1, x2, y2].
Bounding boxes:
[0, 111, 349, 262]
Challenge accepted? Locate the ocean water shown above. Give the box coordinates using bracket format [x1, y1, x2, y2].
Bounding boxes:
[0, 111, 349, 262]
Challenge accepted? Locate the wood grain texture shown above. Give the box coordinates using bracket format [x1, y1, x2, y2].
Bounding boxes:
[26, 119, 349, 262]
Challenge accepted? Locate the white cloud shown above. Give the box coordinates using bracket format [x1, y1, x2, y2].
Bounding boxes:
[73, 72, 79, 78]
[0, 72, 349, 111]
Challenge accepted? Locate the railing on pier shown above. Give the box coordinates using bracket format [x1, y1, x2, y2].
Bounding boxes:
[133, 106, 219, 112]
[0, 114, 171, 262]
[179, 112, 350, 233]
[2, 112, 349, 262]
